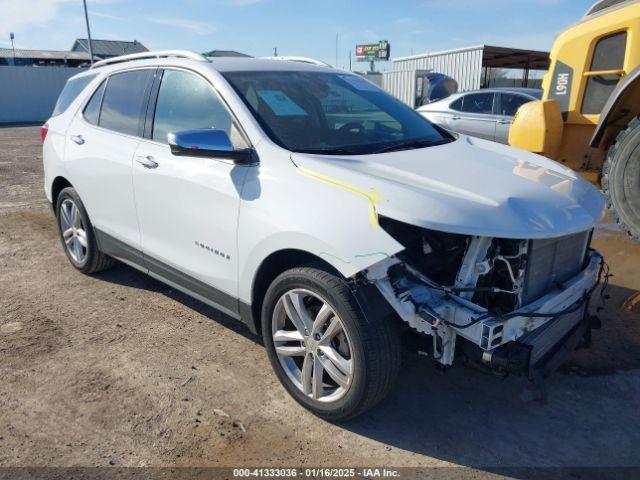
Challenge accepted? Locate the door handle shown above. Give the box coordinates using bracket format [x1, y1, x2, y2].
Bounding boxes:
[452, 115, 461, 120]
[70, 134, 85, 145]
[135, 155, 158, 169]
[498, 119, 511, 125]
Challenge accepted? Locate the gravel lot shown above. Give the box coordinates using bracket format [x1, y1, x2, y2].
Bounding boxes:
[1, 126, 639, 474]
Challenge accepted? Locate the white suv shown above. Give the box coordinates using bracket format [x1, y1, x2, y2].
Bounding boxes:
[43, 51, 606, 420]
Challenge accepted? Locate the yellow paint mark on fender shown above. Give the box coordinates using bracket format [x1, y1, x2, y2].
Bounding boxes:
[297, 166, 382, 229]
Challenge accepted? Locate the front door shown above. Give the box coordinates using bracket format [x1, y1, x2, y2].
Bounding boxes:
[132, 68, 250, 315]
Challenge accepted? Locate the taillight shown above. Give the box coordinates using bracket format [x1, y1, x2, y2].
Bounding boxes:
[40, 123, 49, 143]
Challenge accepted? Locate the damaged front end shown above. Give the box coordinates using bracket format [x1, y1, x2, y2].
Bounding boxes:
[365, 216, 605, 378]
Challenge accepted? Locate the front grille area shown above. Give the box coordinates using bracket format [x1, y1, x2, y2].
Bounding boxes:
[520, 304, 587, 365]
[521, 231, 591, 306]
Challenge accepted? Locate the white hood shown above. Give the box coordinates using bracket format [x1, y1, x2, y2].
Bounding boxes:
[291, 136, 605, 239]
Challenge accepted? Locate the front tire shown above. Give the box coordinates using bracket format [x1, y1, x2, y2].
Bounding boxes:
[261, 266, 400, 421]
[56, 187, 114, 274]
[603, 116, 640, 241]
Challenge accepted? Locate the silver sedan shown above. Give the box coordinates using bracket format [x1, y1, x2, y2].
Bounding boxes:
[417, 88, 542, 144]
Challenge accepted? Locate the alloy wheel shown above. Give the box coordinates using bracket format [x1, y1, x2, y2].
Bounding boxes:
[272, 289, 354, 403]
[59, 199, 88, 264]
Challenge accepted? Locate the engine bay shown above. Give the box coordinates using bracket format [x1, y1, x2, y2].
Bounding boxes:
[379, 216, 529, 316]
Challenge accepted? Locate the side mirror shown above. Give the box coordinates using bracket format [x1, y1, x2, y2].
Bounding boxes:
[168, 129, 255, 164]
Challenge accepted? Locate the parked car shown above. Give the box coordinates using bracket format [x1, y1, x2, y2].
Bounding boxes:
[43, 52, 604, 421]
[417, 88, 543, 144]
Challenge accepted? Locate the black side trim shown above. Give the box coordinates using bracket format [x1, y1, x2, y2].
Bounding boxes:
[143, 68, 163, 140]
[95, 229, 145, 267]
[143, 253, 239, 316]
[94, 229, 241, 318]
[239, 301, 258, 335]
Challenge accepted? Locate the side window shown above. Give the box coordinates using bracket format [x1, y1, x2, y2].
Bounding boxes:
[83, 81, 106, 126]
[450, 97, 463, 111]
[582, 31, 627, 115]
[591, 31, 627, 71]
[460, 92, 494, 115]
[52, 74, 97, 117]
[152, 70, 242, 146]
[99, 70, 153, 136]
[500, 94, 532, 117]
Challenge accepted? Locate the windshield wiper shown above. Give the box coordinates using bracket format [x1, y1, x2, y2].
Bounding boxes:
[373, 138, 451, 154]
[299, 147, 363, 155]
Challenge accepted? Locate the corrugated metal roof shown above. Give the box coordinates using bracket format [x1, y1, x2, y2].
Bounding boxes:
[0, 48, 92, 60]
[72, 39, 148, 57]
[394, 45, 486, 63]
[394, 45, 549, 70]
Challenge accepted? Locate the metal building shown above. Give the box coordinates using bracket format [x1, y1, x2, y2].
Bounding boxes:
[71, 39, 148, 59]
[385, 45, 550, 106]
[0, 49, 92, 67]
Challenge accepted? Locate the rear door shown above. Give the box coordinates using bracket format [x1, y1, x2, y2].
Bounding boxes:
[63, 69, 155, 257]
[495, 93, 534, 144]
[449, 91, 497, 141]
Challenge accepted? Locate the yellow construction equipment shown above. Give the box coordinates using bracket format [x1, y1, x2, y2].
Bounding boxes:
[510, 0, 640, 241]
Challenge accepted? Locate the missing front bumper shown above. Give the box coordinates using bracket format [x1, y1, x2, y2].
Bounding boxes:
[468, 305, 599, 379]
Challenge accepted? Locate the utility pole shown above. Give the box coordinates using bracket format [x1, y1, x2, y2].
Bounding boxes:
[335, 33, 338, 68]
[348, 50, 351, 71]
[9, 33, 15, 65]
[274, 46, 278, 56]
[82, 0, 94, 65]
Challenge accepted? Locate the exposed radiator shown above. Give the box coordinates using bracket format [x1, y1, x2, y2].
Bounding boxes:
[521, 231, 591, 306]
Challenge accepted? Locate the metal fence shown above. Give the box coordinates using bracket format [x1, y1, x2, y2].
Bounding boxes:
[391, 46, 484, 93]
[0, 66, 84, 123]
[382, 69, 430, 107]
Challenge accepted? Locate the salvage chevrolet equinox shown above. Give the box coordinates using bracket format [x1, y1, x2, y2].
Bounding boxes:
[43, 51, 606, 421]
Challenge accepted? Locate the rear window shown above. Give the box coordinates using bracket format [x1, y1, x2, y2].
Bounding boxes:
[99, 70, 153, 136]
[52, 74, 97, 117]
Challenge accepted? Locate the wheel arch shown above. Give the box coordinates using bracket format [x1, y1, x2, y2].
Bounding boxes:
[242, 249, 342, 334]
[51, 176, 73, 213]
[591, 65, 640, 149]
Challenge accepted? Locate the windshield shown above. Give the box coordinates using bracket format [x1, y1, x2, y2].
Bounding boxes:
[222, 70, 452, 155]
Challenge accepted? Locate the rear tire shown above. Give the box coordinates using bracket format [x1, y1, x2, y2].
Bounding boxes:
[56, 187, 115, 274]
[261, 266, 401, 421]
[603, 116, 640, 241]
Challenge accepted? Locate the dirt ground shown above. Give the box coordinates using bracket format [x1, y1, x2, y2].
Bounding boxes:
[1, 126, 639, 474]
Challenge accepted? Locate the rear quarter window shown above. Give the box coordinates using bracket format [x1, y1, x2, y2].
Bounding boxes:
[52, 74, 97, 117]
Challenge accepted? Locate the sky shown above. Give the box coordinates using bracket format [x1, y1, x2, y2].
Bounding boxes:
[0, 0, 595, 69]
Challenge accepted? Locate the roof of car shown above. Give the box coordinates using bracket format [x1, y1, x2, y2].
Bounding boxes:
[87, 52, 339, 76]
[207, 57, 334, 72]
[417, 87, 542, 111]
[458, 87, 542, 96]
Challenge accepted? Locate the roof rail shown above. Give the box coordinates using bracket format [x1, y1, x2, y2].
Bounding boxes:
[90, 50, 208, 69]
[263, 56, 332, 67]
